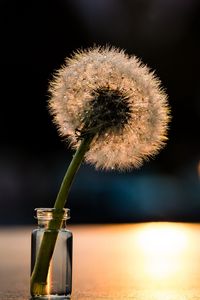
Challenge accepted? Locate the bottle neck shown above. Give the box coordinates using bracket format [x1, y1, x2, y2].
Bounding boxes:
[37, 219, 67, 229]
[35, 208, 70, 230]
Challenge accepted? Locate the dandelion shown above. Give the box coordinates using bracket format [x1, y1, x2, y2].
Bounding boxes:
[49, 46, 170, 170]
[30, 46, 170, 296]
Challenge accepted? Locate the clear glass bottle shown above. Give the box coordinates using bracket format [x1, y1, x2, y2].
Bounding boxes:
[31, 208, 73, 299]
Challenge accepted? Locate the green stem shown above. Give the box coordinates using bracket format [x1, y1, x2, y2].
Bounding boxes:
[30, 135, 94, 296]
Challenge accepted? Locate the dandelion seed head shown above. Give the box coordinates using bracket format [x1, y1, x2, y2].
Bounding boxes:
[48, 46, 170, 170]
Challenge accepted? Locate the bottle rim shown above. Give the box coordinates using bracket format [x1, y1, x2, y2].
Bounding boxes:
[35, 208, 70, 220]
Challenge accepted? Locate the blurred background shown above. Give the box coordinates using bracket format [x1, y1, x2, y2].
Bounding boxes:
[0, 0, 199, 225]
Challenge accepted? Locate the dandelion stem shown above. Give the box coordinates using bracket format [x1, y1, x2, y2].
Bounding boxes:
[30, 135, 94, 296]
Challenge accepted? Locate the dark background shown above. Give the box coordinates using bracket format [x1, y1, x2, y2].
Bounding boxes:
[0, 0, 199, 225]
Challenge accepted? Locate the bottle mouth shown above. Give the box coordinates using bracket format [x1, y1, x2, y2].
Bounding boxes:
[35, 208, 70, 221]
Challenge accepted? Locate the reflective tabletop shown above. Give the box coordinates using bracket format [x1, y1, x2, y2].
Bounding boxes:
[1, 222, 200, 300]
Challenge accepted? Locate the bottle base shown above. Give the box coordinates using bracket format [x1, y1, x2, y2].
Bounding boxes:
[30, 295, 71, 300]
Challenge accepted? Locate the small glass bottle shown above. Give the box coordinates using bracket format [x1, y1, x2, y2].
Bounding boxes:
[31, 208, 73, 299]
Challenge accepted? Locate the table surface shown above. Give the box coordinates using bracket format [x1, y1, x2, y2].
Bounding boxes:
[1, 222, 200, 300]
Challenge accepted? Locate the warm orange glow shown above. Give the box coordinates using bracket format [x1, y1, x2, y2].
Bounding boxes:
[198, 160, 200, 177]
[134, 223, 189, 280]
[72, 222, 200, 299]
[135, 223, 187, 254]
